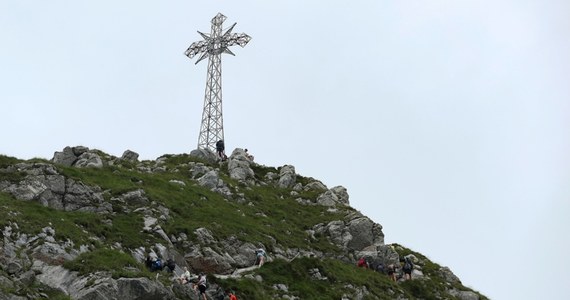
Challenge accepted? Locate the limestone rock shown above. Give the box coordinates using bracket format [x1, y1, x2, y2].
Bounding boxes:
[314, 216, 384, 252]
[228, 148, 255, 182]
[185, 247, 234, 274]
[1, 165, 109, 213]
[52, 146, 77, 166]
[449, 289, 480, 300]
[120, 150, 139, 162]
[278, 165, 296, 188]
[112, 189, 149, 206]
[440, 266, 462, 284]
[316, 190, 339, 206]
[303, 180, 327, 191]
[197, 170, 231, 196]
[117, 277, 176, 300]
[331, 186, 349, 205]
[74, 152, 103, 168]
[189, 163, 212, 179]
[189, 148, 218, 164]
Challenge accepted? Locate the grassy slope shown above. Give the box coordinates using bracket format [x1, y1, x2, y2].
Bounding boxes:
[0, 154, 487, 299]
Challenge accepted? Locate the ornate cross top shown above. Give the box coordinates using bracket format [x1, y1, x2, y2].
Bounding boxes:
[185, 13, 251, 64]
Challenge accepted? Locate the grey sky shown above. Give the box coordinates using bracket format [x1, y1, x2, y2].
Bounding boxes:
[1, 1, 569, 299]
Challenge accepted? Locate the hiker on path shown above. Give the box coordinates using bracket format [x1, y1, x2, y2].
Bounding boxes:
[195, 273, 207, 300]
[403, 256, 414, 280]
[254, 248, 266, 267]
[216, 140, 227, 161]
[375, 262, 385, 274]
[387, 264, 397, 282]
[166, 258, 175, 273]
[179, 266, 191, 284]
[357, 257, 368, 268]
[244, 148, 254, 161]
[226, 289, 238, 300]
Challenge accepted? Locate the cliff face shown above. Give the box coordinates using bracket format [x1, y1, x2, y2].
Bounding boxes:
[0, 147, 487, 300]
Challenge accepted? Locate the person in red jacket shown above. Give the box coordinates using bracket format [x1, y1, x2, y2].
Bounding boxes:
[226, 289, 238, 300]
[357, 257, 368, 268]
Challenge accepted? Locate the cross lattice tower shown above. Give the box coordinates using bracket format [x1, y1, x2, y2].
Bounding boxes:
[184, 13, 251, 151]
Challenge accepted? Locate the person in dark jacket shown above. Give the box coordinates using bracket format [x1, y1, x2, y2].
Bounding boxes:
[216, 140, 227, 161]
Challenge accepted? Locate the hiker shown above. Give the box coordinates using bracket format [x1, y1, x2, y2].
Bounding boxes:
[254, 248, 267, 267]
[179, 266, 191, 284]
[166, 258, 175, 273]
[375, 262, 385, 274]
[154, 258, 164, 271]
[216, 140, 227, 161]
[387, 264, 397, 282]
[145, 255, 153, 270]
[226, 289, 238, 300]
[357, 257, 368, 268]
[402, 256, 414, 280]
[244, 148, 254, 161]
[195, 273, 207, 300]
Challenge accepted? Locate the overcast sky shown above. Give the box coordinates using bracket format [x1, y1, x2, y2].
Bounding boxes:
[1, 1, 569, 299]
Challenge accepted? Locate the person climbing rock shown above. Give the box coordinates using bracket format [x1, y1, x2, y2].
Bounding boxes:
[216, 140, 227, 161]
[166, 258, 175, 273]
[387, 264, 397, 282]
[179, 266, 191, 284]
[357, 257, 368, 268]
[254, 248, 267, 267]
[226, 289, 238, 300]
[403, 256, 414, 280]
[195, 273, 208, 300]
[244, 148, 254, 161]
[375, 261, 385, 274]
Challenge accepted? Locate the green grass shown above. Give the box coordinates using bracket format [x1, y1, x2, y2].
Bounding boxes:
[63, 248, 146, 278]
[55, 155, 346, 253]
[213, 257, 402, 300]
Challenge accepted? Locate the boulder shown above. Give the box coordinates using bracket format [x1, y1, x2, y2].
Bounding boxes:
[120, 150, 139, 162]
[189, 148, 218, 164]
[1, 166, 109, 213]
[228, 149, 255, 182]
[449, 289, 479, 300]
[316, 190, 339, 206]
[74, 152, 103, 168]
[116, 277, 176, 300]
[331, 186, 349, 205]
[185, 247, 234, 274]
[278, 165, 296, 188]
[197, 171, 231, 196]
[52, 147, 77, 166]
[346, 218, 375, 250]
[440, 266, 462, 284]
[189, 163, 212, 179]
[303, 181, 327, 191]
[112, 189, 149, 207]
[314, 216, 384, 252]
[197, 171, 221, 190]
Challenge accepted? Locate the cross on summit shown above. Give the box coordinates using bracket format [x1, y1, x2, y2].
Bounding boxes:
[185, 13, 251, 152]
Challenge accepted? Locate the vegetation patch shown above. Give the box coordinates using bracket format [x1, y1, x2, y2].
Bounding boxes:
[64, 248, 145, 278]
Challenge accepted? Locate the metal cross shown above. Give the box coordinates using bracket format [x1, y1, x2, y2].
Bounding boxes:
[185, 13, 251, 152]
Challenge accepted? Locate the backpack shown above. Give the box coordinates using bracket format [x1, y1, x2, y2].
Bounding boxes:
[403, 258, 413, 271]
[153, 259, 162, 270]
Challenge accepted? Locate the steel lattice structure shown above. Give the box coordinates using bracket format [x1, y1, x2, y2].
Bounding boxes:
[184, 13, 251, 151]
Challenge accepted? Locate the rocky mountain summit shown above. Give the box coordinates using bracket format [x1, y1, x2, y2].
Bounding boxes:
[0, 146, 487, 300]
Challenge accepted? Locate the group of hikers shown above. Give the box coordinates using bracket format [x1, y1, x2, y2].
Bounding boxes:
[145, 248, 267, 299]
[357, 255, 414, 282]
[215, 140, 254, 162]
